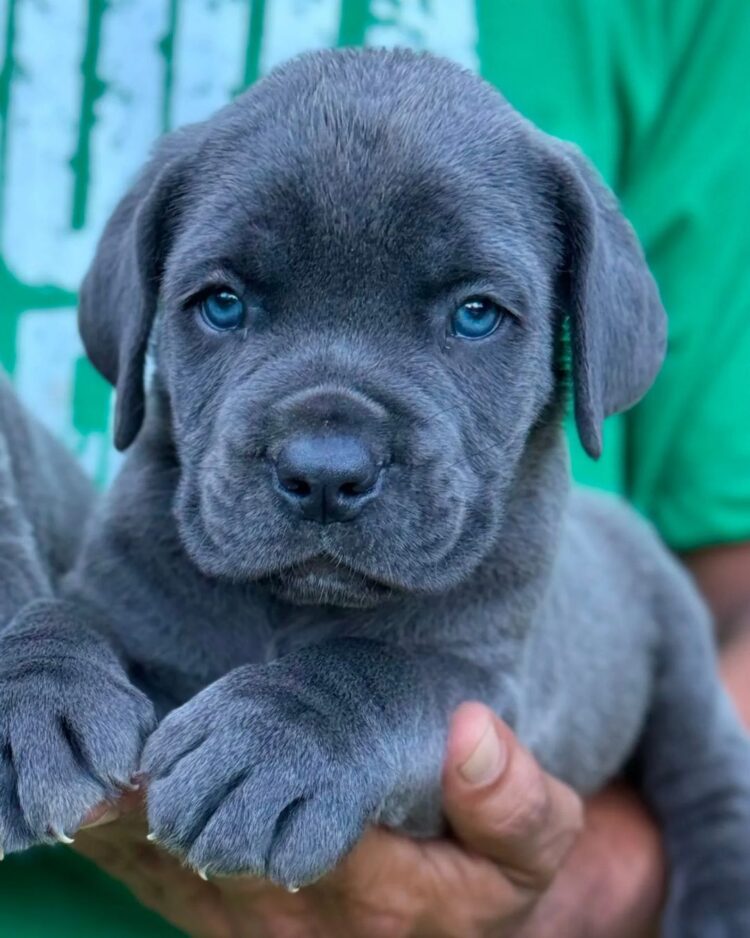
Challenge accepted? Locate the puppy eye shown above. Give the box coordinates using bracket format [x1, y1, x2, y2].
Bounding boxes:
[450, 298, 505, 340]
[200, 290, 245, 332]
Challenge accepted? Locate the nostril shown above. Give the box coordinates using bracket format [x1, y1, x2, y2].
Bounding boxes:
[273, 435, 384, 522]
[339, 480, 367, 498]
[281, 476, 312, 498]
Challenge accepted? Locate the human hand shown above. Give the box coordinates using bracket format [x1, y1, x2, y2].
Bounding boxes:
[73, 703, 662, 937]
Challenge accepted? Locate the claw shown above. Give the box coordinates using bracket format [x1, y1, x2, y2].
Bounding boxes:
[197, 868, 209, 881]
[287, 885, 300, 894]
[0, 845, 4, 862]
[146, 832, 158, 842]
[52, 829, 75, 845]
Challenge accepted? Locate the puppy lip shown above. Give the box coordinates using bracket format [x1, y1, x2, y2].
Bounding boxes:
[287, 556, 353, 577]
[284, 555, 397, 590]
[266, 555, 396, 607]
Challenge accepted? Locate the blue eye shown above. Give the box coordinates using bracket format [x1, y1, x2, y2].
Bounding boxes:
[450, 298, 504, 340]
[201, 290, 245, 331]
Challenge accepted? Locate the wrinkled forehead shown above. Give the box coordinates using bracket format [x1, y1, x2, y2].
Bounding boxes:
[166, 95, 550, 310]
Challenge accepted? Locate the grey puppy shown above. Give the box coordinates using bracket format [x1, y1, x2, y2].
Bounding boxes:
[1, 48, 749, 935]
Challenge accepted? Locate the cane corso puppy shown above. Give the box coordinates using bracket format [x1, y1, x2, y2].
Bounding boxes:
[1, 49, 749, 935]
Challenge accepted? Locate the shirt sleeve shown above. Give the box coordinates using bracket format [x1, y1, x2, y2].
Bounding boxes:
[621, 0, 750, 551]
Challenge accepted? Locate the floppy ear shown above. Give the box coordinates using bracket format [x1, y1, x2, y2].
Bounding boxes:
[78, 146, 193, 451]
[547, 142, 667, 459]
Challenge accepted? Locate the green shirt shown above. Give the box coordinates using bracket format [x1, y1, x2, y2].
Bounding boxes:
[1, 1, 749, 934]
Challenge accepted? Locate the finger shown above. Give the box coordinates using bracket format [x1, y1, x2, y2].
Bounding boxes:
[516, 786, 666, 938]
[79, 787, 146, 842]
[442, 702, 583, 890]
[79, 803, 120, 830]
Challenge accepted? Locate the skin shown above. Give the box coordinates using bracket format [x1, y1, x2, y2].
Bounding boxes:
[69, 543, 750, 937]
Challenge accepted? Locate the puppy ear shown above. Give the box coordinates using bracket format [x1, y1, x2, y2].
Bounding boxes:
[547, 142, 666, 458]
[79, 144, 193, 451]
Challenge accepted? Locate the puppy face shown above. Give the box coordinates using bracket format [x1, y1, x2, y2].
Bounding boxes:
[80, 50, 665, 608]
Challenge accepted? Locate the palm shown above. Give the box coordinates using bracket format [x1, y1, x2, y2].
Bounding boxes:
[74, 796, 525, 938]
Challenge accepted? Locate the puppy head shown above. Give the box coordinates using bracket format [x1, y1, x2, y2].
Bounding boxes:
[79, 49, 665, 607]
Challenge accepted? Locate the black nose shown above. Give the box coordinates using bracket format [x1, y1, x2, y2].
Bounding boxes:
[273, 435, 383, 523]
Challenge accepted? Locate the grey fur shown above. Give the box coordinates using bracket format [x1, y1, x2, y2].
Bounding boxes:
[0, 371, 93, 615]
[1, 49, 749, 935]
[0, 372, 156, 847]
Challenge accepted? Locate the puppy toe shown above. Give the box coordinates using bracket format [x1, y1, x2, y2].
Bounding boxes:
[0, 745, 36, 855]
[146, 746, 244, 856]
[140, 708, 209, 782]
[184, 777, 292, 878]
[265, 792, 367, 889]
[10, 715, 106, 841]
[68, 696, 155, 790]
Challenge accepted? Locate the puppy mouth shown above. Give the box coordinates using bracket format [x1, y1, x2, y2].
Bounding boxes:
[263, 556, 395, 608]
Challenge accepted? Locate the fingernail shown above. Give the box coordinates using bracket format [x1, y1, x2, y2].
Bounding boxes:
[80, 806, 120, 830]
[458, 720, 507, 785]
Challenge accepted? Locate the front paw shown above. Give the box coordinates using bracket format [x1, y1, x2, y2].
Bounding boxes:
[142, 674, 388, 887]
[0, 643, 156, 854]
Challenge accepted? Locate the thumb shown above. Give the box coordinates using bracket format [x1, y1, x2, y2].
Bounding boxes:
[442, 702, 583, 890]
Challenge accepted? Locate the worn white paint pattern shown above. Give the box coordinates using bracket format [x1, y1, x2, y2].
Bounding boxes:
[86, 0, 169, 246]
[260, 0, 342, 75]
[171, 0, 250, 127]
[2, 1, 87, 287]
[366, 0, 479, 70]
